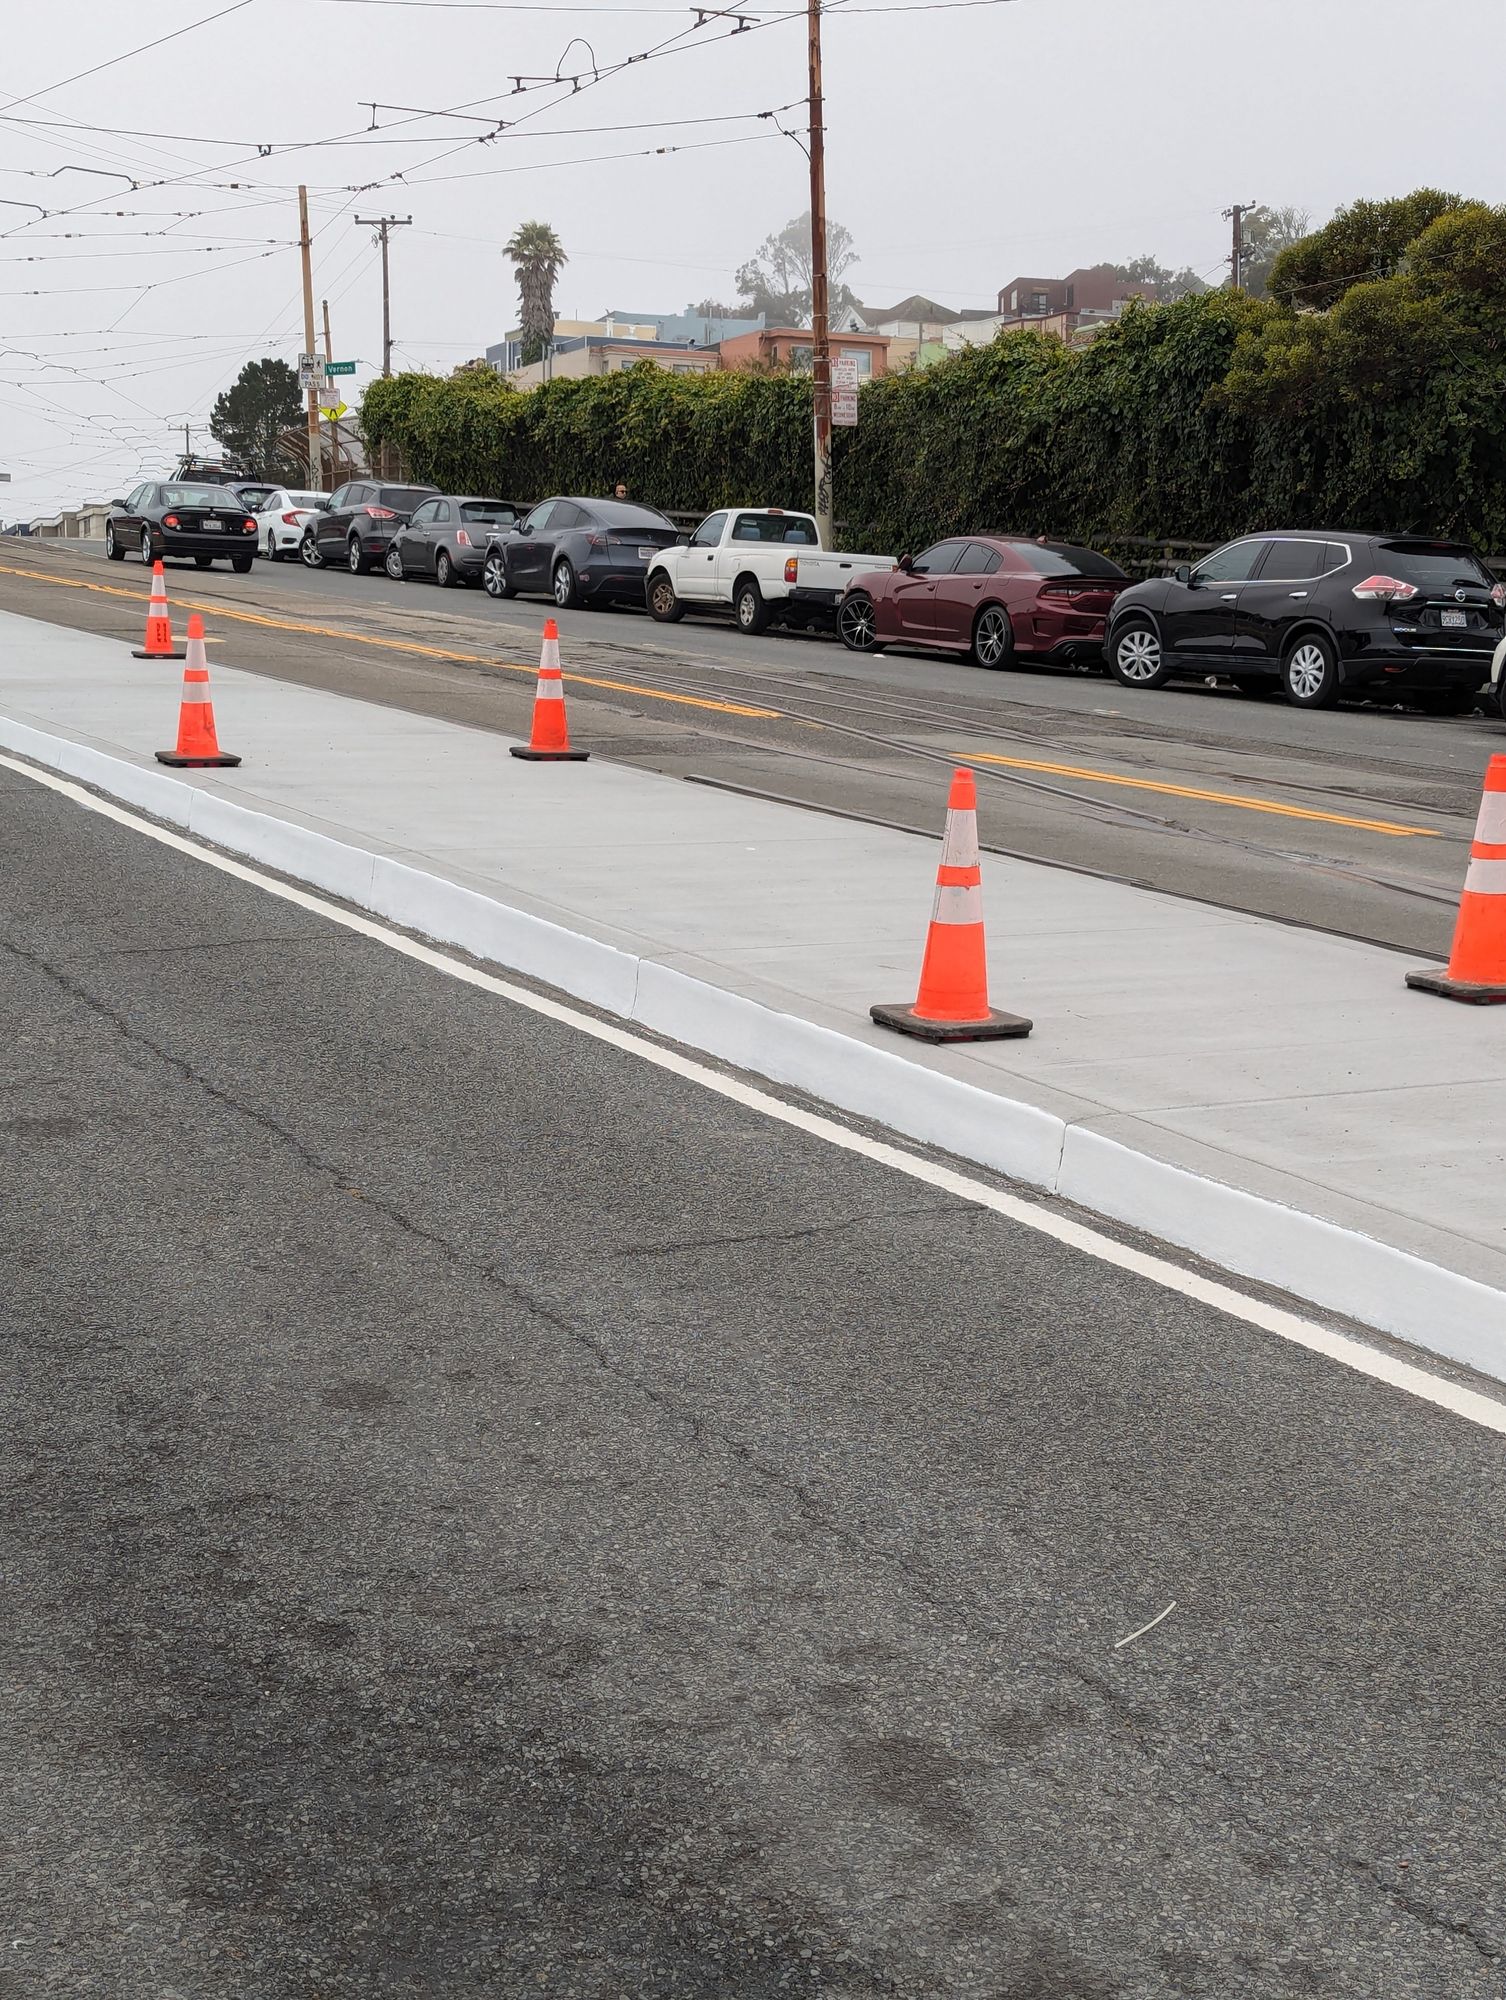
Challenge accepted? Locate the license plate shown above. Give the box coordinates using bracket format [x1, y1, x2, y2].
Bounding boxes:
[202, 520, 222, 531]
[638, 546, 655, 559]
[1441, 608, 1466, 628]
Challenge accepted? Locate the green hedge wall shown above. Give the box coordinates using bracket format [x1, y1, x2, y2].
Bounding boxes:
[362, 218, 1506, 553]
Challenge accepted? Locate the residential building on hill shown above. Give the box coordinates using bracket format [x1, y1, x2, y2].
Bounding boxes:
[717, 325, 892, 377]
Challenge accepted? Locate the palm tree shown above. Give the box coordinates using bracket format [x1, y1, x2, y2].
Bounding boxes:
[505, 221, 568, 367]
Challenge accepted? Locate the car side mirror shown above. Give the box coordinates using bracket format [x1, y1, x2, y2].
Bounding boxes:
[1173, 563, 1193, 586]
[676, 531, 691, 545]
[897, 552, 914, 572]
[110, 500, 127, 510]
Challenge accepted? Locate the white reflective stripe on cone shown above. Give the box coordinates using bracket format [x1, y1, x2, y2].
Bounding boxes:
[1475, 794, 1506, 845]
[534, 681, 565, 702]
[180, 686, 210, 704]
[932, 883, 985, 926]
[541, 643, 562, 672]
[939, 810, 980, 871]
[1463, 856, 1506, 895]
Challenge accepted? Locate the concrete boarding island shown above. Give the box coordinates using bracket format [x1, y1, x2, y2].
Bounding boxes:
[1, 608, 1501, 1374]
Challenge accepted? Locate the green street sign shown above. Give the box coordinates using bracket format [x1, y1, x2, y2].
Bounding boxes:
[325, 360, 357, 377]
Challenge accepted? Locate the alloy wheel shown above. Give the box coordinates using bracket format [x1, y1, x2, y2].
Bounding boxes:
[385, 546, 404, 581]
[483, 553, 505, 598]
[839, 595, 877, 651]
[974, 608, 1010, 668]
[140, 528, 152, 564]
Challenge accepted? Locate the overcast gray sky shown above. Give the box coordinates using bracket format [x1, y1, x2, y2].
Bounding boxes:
[3, 0, 1504, 516]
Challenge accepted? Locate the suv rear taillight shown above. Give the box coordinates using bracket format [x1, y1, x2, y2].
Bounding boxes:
[784, 556, 798, 583]
[1492, 584, 1506, 609]
[1352, 574, 1417, 602]
[587, 533, 607, 550]
[363, 505, 396, 520]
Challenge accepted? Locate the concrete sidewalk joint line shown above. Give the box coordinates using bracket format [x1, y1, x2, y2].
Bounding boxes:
[5, 740, 1506, 1444]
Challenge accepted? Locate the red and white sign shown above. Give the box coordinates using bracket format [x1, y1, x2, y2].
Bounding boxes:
[831, 356, 860, 427]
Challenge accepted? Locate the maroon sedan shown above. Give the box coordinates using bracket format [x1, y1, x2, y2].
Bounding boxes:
[836, 535, 1131, 670]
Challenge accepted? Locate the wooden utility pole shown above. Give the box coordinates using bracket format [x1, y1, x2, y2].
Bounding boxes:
[806, 0, 832, 548]
[297, 185, 321, 486]
[322, 298, 339, 491]
[1224, 201, 1259, 292]
[354, 214, 412, 377]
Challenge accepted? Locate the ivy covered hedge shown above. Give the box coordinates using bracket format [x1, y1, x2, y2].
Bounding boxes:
[361, 197, 1506, 552]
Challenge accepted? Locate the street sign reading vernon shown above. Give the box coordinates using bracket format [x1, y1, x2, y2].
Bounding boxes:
[324, 360, 357, 377]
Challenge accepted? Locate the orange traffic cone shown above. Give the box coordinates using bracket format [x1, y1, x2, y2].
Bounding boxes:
[1407, 755, 1506, 1002]
[155, 615, 240, 769]
[131, 559, 186, 661]
[509, 619, 589, 763]
[871, 766, 1031, 1043]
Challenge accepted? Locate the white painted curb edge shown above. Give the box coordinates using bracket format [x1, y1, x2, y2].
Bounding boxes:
[4, 712, 1502, 1382]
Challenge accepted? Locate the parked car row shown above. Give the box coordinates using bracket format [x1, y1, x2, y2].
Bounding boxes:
[103, 480, 1506, 718]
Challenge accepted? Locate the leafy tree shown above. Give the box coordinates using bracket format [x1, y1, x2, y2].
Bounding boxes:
[1109, 256, 1211, 303]
[735, 211, 859, 323]
[1265, 193, 1468, 309]
[505, 220, 567, 366]
[687, 296, 736, 317]
[209, 357, 303, 477]
[1234, 206, 1312, 297]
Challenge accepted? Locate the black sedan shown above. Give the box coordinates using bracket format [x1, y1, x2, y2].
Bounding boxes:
[483, 496, 679, 610]
[386, 495, 521, 588]
[105, 480, 259, 572]
[1106, 530, 1505, 712]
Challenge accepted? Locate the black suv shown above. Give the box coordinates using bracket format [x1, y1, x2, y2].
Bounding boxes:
[1106, 532, 1505, 712]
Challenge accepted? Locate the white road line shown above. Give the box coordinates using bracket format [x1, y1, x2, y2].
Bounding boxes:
[8, 747, 1506, 1442]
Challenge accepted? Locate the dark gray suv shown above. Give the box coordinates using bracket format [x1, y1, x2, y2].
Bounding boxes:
[302, 480, 438, 575]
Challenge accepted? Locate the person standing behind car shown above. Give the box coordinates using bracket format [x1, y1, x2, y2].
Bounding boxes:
[614, 482, 629, 500]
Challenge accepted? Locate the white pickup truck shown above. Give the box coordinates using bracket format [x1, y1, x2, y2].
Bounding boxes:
[645, 507, 893, 636]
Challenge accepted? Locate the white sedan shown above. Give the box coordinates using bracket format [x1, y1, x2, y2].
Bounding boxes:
[252, 488, 329, 562]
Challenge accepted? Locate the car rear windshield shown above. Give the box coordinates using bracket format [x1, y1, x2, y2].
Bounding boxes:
[731, 513, 819, 545]
[1378, 542, 1491, 589]
[236, 486, 276, 509]
[1008, 542, 1129, 578]
[161, 486, 230, 508]
[460, 503, 516, 524]
[288, 492, 323, 509]
[379, 487, 436, 511]
[591, 501, 674, 531]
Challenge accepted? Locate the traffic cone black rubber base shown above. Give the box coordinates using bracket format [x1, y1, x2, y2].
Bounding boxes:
[1405, 969, 1506, 1004]
[509, 746, 590, 762]
[155, 750, 242, 768]
[133, 647, 186, 661]
[870, 1001, 1032, 1043]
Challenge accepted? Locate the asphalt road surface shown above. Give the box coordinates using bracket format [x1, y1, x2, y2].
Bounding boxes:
[5, 756, 1506, 1997]
[1, 539, 1502, 953]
